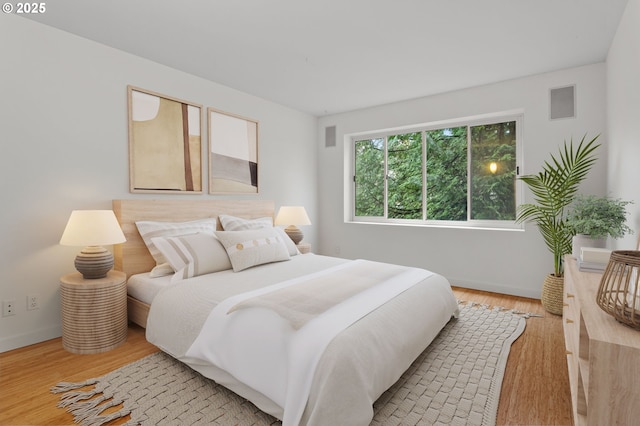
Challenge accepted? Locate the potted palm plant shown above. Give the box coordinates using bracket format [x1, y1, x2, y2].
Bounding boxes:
[567, 195, 633, 258]
[516, 134, 600, 315]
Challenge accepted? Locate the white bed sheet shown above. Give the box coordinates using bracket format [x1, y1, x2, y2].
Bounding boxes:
[145, 254, 459, 425]
[126, 272, 172, 304]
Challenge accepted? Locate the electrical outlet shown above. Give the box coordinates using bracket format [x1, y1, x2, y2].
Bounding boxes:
[3, 299, 16, 317]
[27, 295, 39, 311]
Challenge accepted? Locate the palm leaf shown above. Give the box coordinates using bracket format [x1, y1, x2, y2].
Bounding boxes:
[516, 134, 600, 276]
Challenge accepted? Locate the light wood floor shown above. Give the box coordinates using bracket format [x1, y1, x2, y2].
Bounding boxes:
[0, 287, 572, 426]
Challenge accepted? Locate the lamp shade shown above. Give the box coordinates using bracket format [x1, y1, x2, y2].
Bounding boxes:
[274, 206, 311, 226]
[60, 210, 126, 247]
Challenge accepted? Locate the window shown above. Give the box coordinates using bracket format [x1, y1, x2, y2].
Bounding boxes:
[351, 114, 521, 228]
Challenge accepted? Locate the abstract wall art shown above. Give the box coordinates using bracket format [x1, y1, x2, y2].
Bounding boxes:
[208, 107, 259, 194]
[128, 86, 202, 193]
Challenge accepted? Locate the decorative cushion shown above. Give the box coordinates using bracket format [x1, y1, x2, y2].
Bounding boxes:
[219, 214, 300, 256]
[151, 233, 232, 281]
[135, 218, 218, 276]
[215, 228, 290, 272]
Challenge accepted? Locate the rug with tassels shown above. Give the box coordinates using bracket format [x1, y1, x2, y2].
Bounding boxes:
[52, 302, 526, 426]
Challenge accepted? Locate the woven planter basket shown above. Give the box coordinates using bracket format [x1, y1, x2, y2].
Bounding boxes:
[596, 250, 640, 330]
[541, 274, 564, 315]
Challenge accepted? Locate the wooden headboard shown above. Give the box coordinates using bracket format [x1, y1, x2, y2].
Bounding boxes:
[112, 199, 275, 278]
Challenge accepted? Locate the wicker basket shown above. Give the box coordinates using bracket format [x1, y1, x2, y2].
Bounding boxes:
[541, 274, 564, 315]
[596, 250, 640, 330]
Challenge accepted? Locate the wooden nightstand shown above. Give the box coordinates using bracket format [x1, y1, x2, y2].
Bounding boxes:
[297, 243, 311, 254]
[60, 270, 127, 354]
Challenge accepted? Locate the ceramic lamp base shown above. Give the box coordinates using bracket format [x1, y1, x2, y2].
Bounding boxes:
[284, 225, 304, 245]
[75, 246, 113, 279]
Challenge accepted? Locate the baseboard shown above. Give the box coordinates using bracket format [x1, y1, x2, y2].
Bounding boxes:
[449, 277, 541, 300]
[0, 324, 61, 353]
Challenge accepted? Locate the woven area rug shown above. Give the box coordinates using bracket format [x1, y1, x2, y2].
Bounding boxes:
[52, 302, 525, 426]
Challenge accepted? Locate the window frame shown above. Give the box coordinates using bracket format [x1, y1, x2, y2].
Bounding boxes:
[348, 111, 524, 230]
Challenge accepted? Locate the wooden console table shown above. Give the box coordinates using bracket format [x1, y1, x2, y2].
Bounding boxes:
[563, 256, 640, 425]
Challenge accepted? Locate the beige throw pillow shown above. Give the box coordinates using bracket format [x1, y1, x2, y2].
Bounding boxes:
[152, 233, 232, 281]
[136, 218, 218, 276]
[219, 214, 300, 256]
[215, 228, 290, 272]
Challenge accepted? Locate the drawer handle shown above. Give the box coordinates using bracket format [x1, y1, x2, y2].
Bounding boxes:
[563, 303, 569, 307]
[566, 293, 575, 298]
[566, 318, 574, 324]
[566, 350, 573, 355]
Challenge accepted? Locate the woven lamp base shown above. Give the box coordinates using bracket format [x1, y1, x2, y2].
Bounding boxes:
[541, 274, 564, 315]
[597, 250, 640, 330]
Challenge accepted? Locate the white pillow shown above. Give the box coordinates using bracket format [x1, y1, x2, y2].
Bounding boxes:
[136, 218, 218, 276]
[215, 228, 290, 272]
[219, 215, 272, 231]
[151, 233, 232, 281]
[274, 227, 301, 256]
[219, 214, 300, 256]
[148, 263, 174, 278]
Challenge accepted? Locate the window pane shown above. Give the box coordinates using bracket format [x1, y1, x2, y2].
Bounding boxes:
[354, 138, 384, 216]
[470, 122, 517, 220]
[425, 127, 468, 221]
[387, 132, 422, 219]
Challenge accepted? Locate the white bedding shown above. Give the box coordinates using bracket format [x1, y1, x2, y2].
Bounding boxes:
[126, 272, 172, 304]
[145, 254, 459, 425]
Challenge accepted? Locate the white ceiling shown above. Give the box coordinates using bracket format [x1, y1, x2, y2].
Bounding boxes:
[24, 0, 629, 116]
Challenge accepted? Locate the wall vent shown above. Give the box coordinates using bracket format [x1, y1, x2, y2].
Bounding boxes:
[550, 85, 576, 120]
[325, 125, 336, 147]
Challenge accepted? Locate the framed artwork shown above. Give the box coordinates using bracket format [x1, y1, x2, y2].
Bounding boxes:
[208, 107, 259, 194]
[127, 86, 203, 193]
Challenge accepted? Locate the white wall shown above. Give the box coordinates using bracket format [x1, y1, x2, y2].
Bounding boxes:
[0, 15, 318, 352]
[317, 64, 608, 298]
[607, 0, 640, 250]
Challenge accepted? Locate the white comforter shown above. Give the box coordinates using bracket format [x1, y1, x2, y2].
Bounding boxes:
[145, 254, 459, 425]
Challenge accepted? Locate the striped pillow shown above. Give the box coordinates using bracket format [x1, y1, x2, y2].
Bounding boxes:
[151, 233, 232, 281]
[218, 215, 272, 231]
[136, 218, 218, 276]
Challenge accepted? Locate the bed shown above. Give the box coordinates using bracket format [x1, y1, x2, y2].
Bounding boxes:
[112, 199, 459, 426]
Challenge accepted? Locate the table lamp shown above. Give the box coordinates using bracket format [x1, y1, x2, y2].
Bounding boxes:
[275, 206, 311, 244]
[60, 210, 126, 279]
